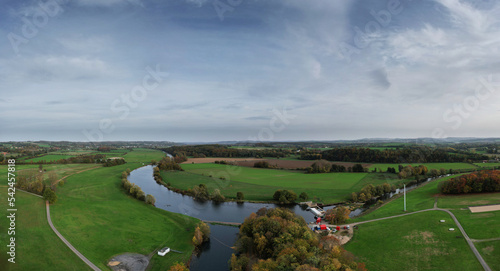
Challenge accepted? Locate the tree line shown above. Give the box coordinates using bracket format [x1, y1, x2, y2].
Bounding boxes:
[300, 147, 488, 163]
[121, 170, 156, 205]
[439, 170, 500, 194]
[230, 208, 366, 271]
[163, 145, 294, 159]
[306, 160, 366, 173]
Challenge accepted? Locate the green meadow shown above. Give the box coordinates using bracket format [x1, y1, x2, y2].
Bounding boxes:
[49, 149, 198, 270]
[2, 149, 198, 270]
[368, 162, 478, 171]
[476, 241, 500, 271]
[345, 211, 482, 271]
[0, 190, 91, 270]
[24, 154, 78, 163]
[162, 163, 407, 203]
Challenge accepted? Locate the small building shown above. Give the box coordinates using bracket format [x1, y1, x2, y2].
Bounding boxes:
[158, 247, 170, 256]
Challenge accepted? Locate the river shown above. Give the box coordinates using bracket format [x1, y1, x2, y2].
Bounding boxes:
[128, 165, 335, 271]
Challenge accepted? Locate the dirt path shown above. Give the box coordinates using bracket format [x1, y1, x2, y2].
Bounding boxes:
[471, 237, 500, 243]
[45, 201, 102, 271]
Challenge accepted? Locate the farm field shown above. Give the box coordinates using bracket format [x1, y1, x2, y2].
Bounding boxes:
[474, 162, 500, 168]
[162, 163, 407, 203]
[0, 164, 100, 187]
[122, 148, 165, 163]
[368, 162, 478, 171]
[24, 154, 77, 162]
[0, 190, 91, 270]
[476, 241, 500, 271]
[49, 149, 199, 270]
[344, 211, 483, 271]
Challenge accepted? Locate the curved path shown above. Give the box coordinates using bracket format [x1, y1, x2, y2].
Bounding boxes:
[46, 201, 102, 271]
[330, 207, 492, 271]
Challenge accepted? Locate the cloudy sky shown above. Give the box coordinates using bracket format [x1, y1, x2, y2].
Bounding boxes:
[1, 0, 500, 142]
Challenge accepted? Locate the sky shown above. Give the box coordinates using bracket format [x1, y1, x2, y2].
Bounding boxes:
[1, 0, 500, 142]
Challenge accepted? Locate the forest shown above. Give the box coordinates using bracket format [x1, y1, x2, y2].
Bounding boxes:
[439, 170, 500, 194]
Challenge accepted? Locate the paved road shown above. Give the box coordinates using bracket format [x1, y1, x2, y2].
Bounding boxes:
[46, 201, 102, 271]
[328, 207, 492, 271]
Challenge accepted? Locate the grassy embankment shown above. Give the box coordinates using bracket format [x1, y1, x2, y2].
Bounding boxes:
[346, 172, 500, 270]
[345, 211, 483, 271]
[0, 190, 92, 271]
[2, 149, 199, 270]
[161, 163, 409, 203]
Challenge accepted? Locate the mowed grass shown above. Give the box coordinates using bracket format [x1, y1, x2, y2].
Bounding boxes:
[451, 210, 500, 240]
[438, 193, 500, 209]
[345, 211, 483, 271]
[50, 149, 199, 270]
[162, 163, 405, 203]
[0, 190, 91, 271]
[368, 162, 478, 171]
[476, 241, 500, 271]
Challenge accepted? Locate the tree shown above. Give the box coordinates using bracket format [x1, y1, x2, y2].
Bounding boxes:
[211, 189, 225, 202]
[352, 164, 364, 172]
[351, 192, 358, 202]
[273, 190, 297, 204]
[324, 206, 351, 224]
[43, 188, 57, 204]
[236, 192, 244, 202]
[299, 192, 308, 201]
[168, 262, 189, 271]
[145, 194, 156, 205]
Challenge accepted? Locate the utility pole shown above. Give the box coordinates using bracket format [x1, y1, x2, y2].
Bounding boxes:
[404, 184, 406, 212]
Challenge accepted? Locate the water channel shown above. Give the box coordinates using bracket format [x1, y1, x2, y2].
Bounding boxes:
[128, 165, 334, 271]
[129, 165, 442, 270]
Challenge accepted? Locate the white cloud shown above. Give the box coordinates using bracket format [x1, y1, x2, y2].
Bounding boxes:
[72, 0, 143, 7]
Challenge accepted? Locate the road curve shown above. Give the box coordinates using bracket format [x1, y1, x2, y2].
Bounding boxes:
[45, 201, 102, 271]
[332, 208, 491, 271]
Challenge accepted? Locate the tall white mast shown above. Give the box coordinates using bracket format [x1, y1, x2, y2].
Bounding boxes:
[404, 184, 406, 212]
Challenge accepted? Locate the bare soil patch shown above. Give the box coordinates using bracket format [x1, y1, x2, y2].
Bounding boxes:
[108, 253, 149, 271]
[183, 158, 372, 170]
[482, 246, 494, 255]
[469, 204, 500, 213]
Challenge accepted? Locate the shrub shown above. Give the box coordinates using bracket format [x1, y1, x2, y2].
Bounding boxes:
[145, 194, 156, 205]
[299, 192, 308, 201]
[236, 192, 244, 201]
[43, 188, 57, 204]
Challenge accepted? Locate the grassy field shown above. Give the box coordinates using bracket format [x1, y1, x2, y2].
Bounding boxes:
[368, 162, 478, 171]
[122, 148, 165, 163]
[475, 240, 500, 271]
[345, 211, 483, 271]
[49, 149, 199, 270]
[451, 210, 500, 240]
[0, 190, 91, 271]
[162, 163, 407, 203]
[3, 149, 199, 270]
[349, 175, 461, 223]
[0, 164, 100, 187]
[438, 193, 500, 209]
[24, 154, 77, 162]
[348, 172, 500, 269]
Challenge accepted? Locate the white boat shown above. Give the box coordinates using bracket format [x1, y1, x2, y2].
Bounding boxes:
[158, 247, 170, 256]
